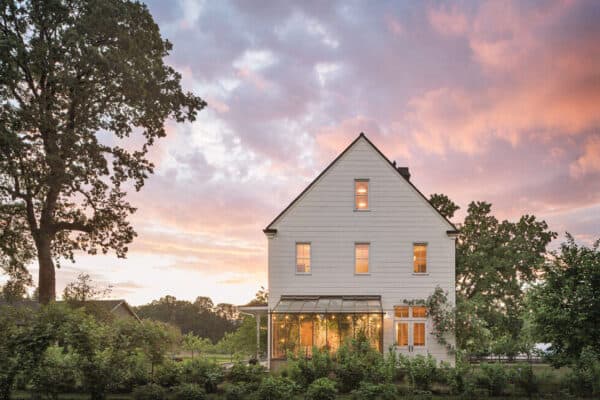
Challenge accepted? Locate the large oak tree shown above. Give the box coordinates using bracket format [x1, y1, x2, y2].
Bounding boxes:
[0, 0, 205, 303]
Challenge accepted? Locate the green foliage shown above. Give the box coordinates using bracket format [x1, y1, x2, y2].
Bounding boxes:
[0, 306, 30, 400]
[29, 346, 77, 400]
[154, 360, 181, 387]
[224, 382, 251, 400]
[429, 193, 460, 219]
[350, 381, 397, 400]
[511, 363, 539, 397]
[256, 376, 298, 400]
[456, 201, 556, 356]
[171, 383, 207, 400]
[182, 334, 213, 360]
[287, 348, 334, 388]
[179, 358, 224, 393]
[62, 273, 112, 302]
[135, 296, 235, 344]
[216, 315, 267, 358]
[305, 377, 338, 400]
[475, 363, 509, 396]
[132, 384, 167, 400]
[562, 346, 600, 397]
[335, 333, 391, 393]
[437, 354, 472, 395]
[228, 361, 266, 389]
[399, 354, 438, 391]
[529, 234, 600, 366]
[0, 0, 205, 303]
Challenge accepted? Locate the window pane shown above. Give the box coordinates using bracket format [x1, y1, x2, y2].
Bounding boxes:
[397, 322, 408, 346]
[296, 243, 311, 273]
[355, 180, 369, 210]
[413, 244, 427, 273]
[299, 318, 313, 356]
[414, 322, 426, 346]
[394, 306, 409, 318]
[412, 306, 427, 318]
[355, 244, 369, 273]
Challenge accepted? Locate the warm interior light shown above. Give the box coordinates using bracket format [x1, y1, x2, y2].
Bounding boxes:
[358, 202, 366, 208]
[357, 188, 367, 194]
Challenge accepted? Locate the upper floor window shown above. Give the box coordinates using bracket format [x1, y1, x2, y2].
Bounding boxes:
[355, 243, 370, 274]
[413, 243, 427, 273]
[355, 180, 369, 210]
[296, 243, 311, 273]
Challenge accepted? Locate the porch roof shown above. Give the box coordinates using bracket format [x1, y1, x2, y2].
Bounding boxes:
[272, 295, 382, 314]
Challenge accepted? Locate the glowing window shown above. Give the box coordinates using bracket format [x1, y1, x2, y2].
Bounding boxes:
[355, 180, 369, 210]
[413, 306, 427, 318]
[397, 322, 408, 346]
[394, 306, 409, 318]
[414, 322, 426, 346]
[296, 243, 311, 273]
[300, 319, 313, 347]
[355, 243, 369, 274]
[413, 244, 427, 273]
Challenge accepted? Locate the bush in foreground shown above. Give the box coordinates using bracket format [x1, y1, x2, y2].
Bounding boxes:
[350, 381, 397, 400]
[256, 375, 298, 400]
[305, 377, 338, 400]
[171, 383, 207, 400]
[132, 383, 167, 400]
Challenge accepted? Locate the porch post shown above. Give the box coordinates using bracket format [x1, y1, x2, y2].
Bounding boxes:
[256, 314, 261, 360]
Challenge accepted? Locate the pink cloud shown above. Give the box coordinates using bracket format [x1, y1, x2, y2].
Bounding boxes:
[570, 134, 600, 177]
[427, 4, 468, 36]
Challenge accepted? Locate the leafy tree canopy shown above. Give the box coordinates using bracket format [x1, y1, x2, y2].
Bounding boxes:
[529, 234, 600, 366]
[429, 193, 460, 219]
[0, 0, 205, 304]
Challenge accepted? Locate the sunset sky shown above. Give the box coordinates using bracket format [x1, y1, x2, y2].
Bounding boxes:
[18, 0, 600, 306]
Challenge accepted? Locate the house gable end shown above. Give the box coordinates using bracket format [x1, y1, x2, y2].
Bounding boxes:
[264, 133, 457, 234]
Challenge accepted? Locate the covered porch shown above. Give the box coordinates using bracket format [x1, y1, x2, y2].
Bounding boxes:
[270, 295, 384, 360]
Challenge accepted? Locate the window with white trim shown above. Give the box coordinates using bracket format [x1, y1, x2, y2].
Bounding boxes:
[355, 243, 369, 274]
[355, 180, 369, 210]
[394, 306, 427, 348]
[413, 243, 427, 273]
[296, 243, 311, 273]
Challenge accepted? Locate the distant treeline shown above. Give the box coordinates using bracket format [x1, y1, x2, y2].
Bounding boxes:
[134, 295, 239, 343]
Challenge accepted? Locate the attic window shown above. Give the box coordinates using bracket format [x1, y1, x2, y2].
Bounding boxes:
[355, 180, 369, 210]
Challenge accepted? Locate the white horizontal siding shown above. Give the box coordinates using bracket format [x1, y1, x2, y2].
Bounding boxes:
[267, 137, 456, 363]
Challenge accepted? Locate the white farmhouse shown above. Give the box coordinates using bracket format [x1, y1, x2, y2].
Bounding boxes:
[261, 133, 457, 368]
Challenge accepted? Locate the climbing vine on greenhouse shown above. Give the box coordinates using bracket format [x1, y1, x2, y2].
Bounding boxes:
[403, 286, 455, 354]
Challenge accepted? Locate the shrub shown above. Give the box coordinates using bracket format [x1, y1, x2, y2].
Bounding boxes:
[120, 351, 151, 392]
[401, 354, 437, 391]
[29, 346, 78, 400]
[180, 358, 224, 393]
[305, 377, 338, 400]
[256, 376, 297, 400]
[335, 333, 390, 392]
[228, 360, 266, 388]
[437, 356, 471, 395]
[171, 383, 207, 400]
[224, 382, 251, 400]
[132, 383, 167, 400]
[350, 381, 397, 400]
[512, 363, 539, 397]
[562, 347, 600, 397]
[475, 363, 509, 396]
[288, 348, 334, 388]
[154, 360, 181, 387]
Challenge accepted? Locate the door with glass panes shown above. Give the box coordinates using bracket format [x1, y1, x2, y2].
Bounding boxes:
[394, 306, 427, 355]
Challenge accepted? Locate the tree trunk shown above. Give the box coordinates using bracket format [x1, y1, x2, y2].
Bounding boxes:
[36, 233, 56, 304]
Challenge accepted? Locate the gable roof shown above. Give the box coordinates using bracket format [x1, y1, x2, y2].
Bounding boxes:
[264, 132, 459, 234]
